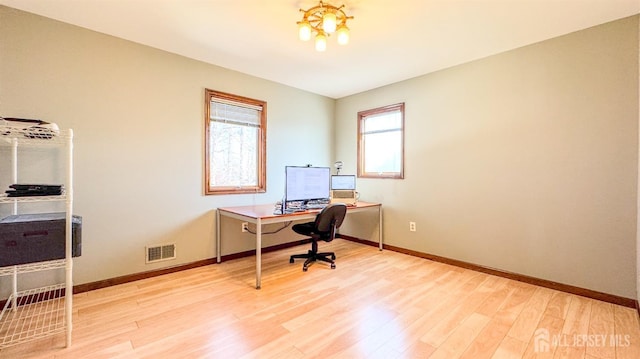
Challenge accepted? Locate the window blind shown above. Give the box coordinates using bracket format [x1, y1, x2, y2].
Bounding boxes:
[210, 100, 262, 127]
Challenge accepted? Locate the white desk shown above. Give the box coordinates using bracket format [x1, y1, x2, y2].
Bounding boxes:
[216, 202, 382, 289]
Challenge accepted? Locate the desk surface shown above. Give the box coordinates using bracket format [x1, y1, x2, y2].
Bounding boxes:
[216, 201, 382, 289]
[218, 201, 381, 221]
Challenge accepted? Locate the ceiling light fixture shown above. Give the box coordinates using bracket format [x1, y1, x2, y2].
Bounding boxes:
[297, 1, 353, 52]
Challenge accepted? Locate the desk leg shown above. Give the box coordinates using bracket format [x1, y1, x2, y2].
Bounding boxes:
[379, 206, 383, 251]
[256, 217, 262, 289]
[216, 210, 221, 263]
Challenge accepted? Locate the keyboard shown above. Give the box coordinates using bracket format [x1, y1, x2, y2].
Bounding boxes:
[305, 203, 328, 210]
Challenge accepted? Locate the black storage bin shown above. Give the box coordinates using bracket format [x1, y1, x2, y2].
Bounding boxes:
[0, 212, 82, 266]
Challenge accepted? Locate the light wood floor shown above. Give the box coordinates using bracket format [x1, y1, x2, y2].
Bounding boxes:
[2, 239, 640, 358]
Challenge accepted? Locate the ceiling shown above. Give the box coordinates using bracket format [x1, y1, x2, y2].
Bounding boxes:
[1, 0, 638, 99]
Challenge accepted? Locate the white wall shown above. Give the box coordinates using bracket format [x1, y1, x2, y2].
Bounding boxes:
[0, 6, 334, 287]
[337, 15, 639, 299]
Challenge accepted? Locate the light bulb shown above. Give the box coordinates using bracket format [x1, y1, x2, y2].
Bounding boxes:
[322, 12, 337, 33]
[315, 32, 327, 52]
[298, 21, 312, 41]
[336, 24, 349, 45]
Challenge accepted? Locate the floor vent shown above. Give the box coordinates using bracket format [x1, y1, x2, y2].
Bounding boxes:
[146, 244, 176, 264]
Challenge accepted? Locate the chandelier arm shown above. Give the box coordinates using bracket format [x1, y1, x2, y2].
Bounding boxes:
[300, 4, 347, 19]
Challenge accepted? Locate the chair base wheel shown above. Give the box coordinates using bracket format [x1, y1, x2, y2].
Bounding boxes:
[290, 250, 336, 271]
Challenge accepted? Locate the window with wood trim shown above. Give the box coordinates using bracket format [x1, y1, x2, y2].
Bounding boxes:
[205, 89, 266, 195]
[358, 103, 405, 179]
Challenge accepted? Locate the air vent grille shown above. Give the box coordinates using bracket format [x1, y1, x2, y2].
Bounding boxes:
[146, 244, 176, 264]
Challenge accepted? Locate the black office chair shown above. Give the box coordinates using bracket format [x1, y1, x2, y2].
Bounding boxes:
[289, 203, 347, 271]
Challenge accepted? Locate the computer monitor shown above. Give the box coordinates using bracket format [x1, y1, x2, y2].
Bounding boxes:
[285, 166, 331, 202]
[331, 175, 356, 190]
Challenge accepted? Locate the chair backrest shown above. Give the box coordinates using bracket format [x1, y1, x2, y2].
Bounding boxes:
[314, 203, 347, 237]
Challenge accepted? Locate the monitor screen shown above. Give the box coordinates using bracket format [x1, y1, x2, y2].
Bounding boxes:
[331, 175, 356, 190]
[285, 166, 331, 202]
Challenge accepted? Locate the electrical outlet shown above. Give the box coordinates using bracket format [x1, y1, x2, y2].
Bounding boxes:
[241, 222, 249, 233]
[409, 221, 416, 232]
